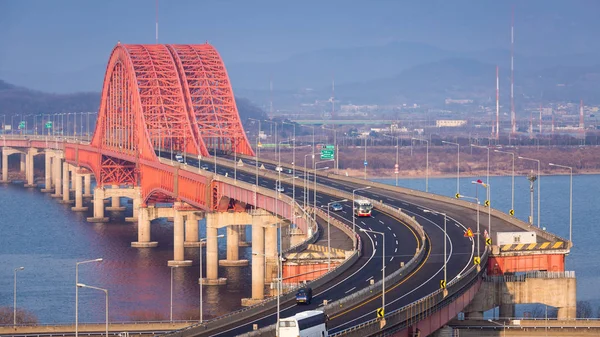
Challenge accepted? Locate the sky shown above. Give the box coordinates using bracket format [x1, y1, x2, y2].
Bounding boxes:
[0, 0, 599, 92]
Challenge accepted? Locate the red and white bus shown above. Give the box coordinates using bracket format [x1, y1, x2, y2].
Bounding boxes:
[354, 199, 373, 217]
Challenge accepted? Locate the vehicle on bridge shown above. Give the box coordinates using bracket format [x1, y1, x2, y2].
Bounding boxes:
[276, 180, 285, 192]
[175, 153, 185, 163]
[295, 286, 313, 304]
[330, 202, 343, 212]
[354, 199, 373, 217]
[200, 163, 210, 170]
[279, 310, 328, 337]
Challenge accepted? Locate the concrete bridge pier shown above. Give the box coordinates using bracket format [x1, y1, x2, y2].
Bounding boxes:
[131, 206, 158, 248]
[50, 156, 63, 198]
[59, 162, 73, 204]
[87, 187, 109, 222]
[183, 214, 202, 247]
[219, 224, 249, 267]
[71, 172, 88, 212]
[41, 152, 54, 192]
[239, 225, 250, 247]
[251, 222, 265, 299]
[203, 213, 227, 285]
[23, 148, 37, 188]
[19, 153, 25, 173]
[265, 225, 278, 283]
[168, 208, 193, 267]
[1, 149, 11, 183]
[83, 174, 93, 198]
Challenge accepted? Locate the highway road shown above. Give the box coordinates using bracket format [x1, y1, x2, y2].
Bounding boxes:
[162, 154, 474, 336]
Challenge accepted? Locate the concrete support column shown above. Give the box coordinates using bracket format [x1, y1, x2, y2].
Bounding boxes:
[168, 210, 192, 267]
[499, 304, 515, 320]
[265, 225, 278, 283]
[87, 187, 108, 223]
[24, 150, 35, 187]
[60, 162, 73, 204]
[1, 151, 8, 183]
[41, 153, 53, 192]
[227, 226, 240, 260]
[19, 153, 25, 172]
[83, 174, 92, 197]
[251, 223, 265, 300]
[51, 157, 62, 198]
[71, 173, 88, 211]
[203, 213, 226, 285]
[131, 207, 157, 247]
[183, 216, 199, 247]
[106, 185, 126, 212]
[239, 225, 250, 247]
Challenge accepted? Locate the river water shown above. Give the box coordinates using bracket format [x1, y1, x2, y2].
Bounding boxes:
[0, 174, 596, 323]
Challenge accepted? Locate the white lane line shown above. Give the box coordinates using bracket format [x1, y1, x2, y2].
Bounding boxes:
[375, 241, 378, 247]
[394, 247, 397, 253]
[387, 226, 392, 231]
[390, 256, 394, 262]
[393, 233, 396, 238]
[366, 276, 374, 282]
[395, 240, 398, 245]
[342, 210, 347, 214]
[379, 220, 384, 224]
[344, 287, 356, 294]
[317, 195, 323, 199]
[361, 221, 366, 226]
[455, 223, 460, 227]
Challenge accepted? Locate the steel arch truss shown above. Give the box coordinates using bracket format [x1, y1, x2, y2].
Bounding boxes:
[167, 44, 255, 156]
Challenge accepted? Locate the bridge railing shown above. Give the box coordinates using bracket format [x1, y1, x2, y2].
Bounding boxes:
[238, 154, 571, 249]
[331, 247, 490, 337]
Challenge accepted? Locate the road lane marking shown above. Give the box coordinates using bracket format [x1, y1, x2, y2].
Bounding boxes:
[344, 287, 356, 294]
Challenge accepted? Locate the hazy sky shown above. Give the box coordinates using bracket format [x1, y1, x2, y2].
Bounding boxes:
[1, 0, 598, 78]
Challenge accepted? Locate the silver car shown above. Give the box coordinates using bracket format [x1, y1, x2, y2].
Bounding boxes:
[330, 203, 343, 211]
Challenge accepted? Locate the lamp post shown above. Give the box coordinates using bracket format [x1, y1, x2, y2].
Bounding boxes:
[75, 258, 103, 337]
[13, 266, 24, 327]
[412, 137, 429, 192]
[283, 121, 297, 205]
[322, 126, 338, 174]
[423, 210, 447, 289]
[472, 180, 492, 237]
[303, 153, 315, 209]
[77, 283, 108, 337]
[314, 160, 333, 217]
[360, 228, 385, 316]
[363, 136, 368, 180]
[458, 194, 480, 259]
[170, 265, 177, 322]
[324, 199, 348, 270]
[549, 163, 573, 242]
[352, 186, 371, 234]
[519, 156, 541, 228]
[494, 149, 515, 215]
[198, 234, 224, 323]
[383, 134, 400, 186]
[487, 319, 506, 337]
[442, 140, 460, 195]
[300, 125, 316, 155]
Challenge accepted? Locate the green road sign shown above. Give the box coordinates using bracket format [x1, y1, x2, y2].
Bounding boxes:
[18, 121, 25, 129]
[45, 121, 53, 128]
[320, 146, 335, 160]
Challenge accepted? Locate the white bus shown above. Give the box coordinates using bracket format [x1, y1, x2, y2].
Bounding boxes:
[279, 310, 328, 337]
[354, 199, 373, 217]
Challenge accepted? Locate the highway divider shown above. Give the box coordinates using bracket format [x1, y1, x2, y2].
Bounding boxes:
[238, 155, 571, 249]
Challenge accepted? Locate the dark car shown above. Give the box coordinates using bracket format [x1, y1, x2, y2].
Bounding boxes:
[295, 287, 313, 304]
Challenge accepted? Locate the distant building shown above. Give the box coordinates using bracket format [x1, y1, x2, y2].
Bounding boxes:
[445, 98, 473, 105]
[436, 120, 467, 127]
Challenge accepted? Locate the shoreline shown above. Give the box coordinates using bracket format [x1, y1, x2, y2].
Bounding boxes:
[339, 169, 599, 180]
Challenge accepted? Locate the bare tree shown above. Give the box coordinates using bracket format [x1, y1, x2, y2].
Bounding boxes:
[0, 307, 38, 325]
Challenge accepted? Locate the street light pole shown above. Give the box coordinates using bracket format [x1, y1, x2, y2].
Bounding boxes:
[364, 136, 368, 180]
[549, 163, 573, 242]
[303, 153, 314, 210]
[459, 194, 480, 259]
[519, 156, 541, 228]
[494, 149, 515, 215]
[322, 126, 338, 174]
[442, 140, 460, 195]
[360, 228, 385, 316]
[384, 135, 400, 186]
[412, 137, 429, 192]
[77, 283, 108, 337]
[314, 160, 333, 217]
[75, 258, 103, 337]
[13, 267, 24, 327]
[352, 187, 371, 235]
[170, 266, 176, 322]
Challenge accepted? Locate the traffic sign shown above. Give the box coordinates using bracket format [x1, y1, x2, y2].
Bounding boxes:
[486, 238, 492, 246]
[18, 121, 25, 129]
[464, 228, 474, 238]
[377, 307, 384, 318]
[320, 145, 335, 160]
[440, 279, 446, 289]
[509, 209, 515, 216]
[325, 145, 335, 149]
[257, 141, 263, 148]
[455, 193, 460, 199]
[473, 256, 481, 265]
[45, 121, 52, 128]
[484, 200, 490, 207]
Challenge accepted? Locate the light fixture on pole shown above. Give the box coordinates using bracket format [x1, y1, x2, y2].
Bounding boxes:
[412, 137, 429, 192]
[383, 134, 400, 187]
[442, 140, 460, 196]
[75, 258, 103, 337]
[77, 283, 108, 337]
[198, 234, 224, 323]
[13, 267, 24, 327]
[472, 180, 492, 237]
[549, 163, 573, 242]
[324, 199, 348, 270]
[360, 228, 385, 316]
[494, 149, 515, 216]
[519, 156, 541, 228]
[322, 126, 339, 174]
[352, 186, 371, 235]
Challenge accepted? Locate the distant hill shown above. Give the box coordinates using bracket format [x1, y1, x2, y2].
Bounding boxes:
[0, 80, 266, 121]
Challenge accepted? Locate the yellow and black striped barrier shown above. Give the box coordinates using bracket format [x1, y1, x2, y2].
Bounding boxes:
[500, 241, 566, 252]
